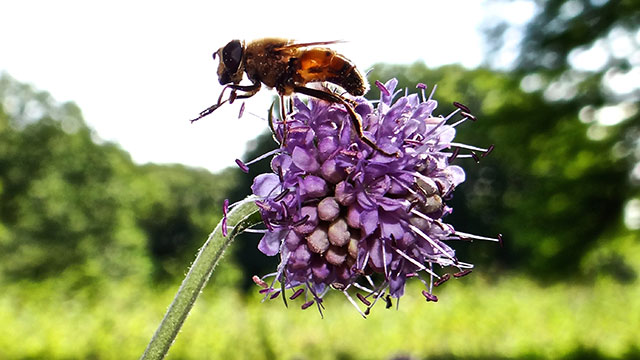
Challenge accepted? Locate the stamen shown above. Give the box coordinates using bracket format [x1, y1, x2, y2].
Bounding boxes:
[343, 291, 367, 318]
[262, 251, 291, 302]
[243, 228, 268, 234]
[422, 290, 438, 302]
[235, 159, 249, 173]
[450, 118, 469, 128]
[449, 147, 460, 162]
[270, 291, 281, 300]
[482, 144, 495, 157]
[280, 200, 289, 219]
[357, 292, 372, 306]
[453, 231, 501, 243]
[461, 111, 477, 121]
[449, 143, 490, 153]
[222, 199, 229, 216]
[238, 102, 245, 119]
[453, 269, 472, 278]
[409, 224, 457, 262]
[273, 188, 290, 202]
[434, 273, 451, 287]
[394, 248, 440, 278]
[453, 101, 470, 113]
[428, 84, 438, 102]
[352, 282, 375, 294]
[382, 238, 389, 279]
[290, 288, 305, 300]
[375, 80, 390, 96]
[301, 300, 314, 310]
[243, 148, 281, 167]
[471, 152, 480, 163]
[404, 139, 423, 146]
[409, 208, 435, 224]
[252, 275, 268, 288]
[292, 214, 310, 227]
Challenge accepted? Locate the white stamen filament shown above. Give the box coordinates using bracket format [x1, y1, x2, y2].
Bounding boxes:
[452, 230, 500, 242]
[244, 148, 281, 166]
[449, 142, 489, 153]
[243, 228, 268, 234]
[409, 224, 457, 262]
[410, 208, 435, 223]
[394, 248, 440, 278]
[342, 291, 367, 318]
[428, 84, 438, 102]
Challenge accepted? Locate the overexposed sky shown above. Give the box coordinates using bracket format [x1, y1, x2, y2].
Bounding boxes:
[0, 0, 529, 172]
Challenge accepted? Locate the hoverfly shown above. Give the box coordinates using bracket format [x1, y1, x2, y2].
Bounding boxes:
[190, 38, 394, 156]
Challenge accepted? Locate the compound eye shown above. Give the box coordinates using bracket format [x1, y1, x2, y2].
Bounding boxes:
[222, 40, 243, 73]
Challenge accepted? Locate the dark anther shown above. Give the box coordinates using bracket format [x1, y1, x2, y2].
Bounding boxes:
[482, 144, 495, 158]
[252, 275, 268, 288]
[422, 290, 438, 302]
[235, 159, 249, 173]
[330, 282, 345, 290]
[453, 101, 470, 113]
[277, 166, 284, 182]
[449, 147, 460, 162]
[301, 300, 314, 310]
[270, 291, 281, 300]
[229, 90, 237, 104]
[471, 152, 480, 163]
[498, 233, 504, 247]
[238, 102, 245, 119]
[357, 293, 372, 306]
[273, 188, 290, 202]
[364, 307, 371, 316]
[375, 80, 390, 96]
[434, 273, 451, 287]
[290, 288, 305, 300]
[292, 214, 310, 227]
[453, 269, 472, 278]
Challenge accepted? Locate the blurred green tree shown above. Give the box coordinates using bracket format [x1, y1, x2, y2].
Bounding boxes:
[480, 0, 640, 280]
[0, 73, 240, 285]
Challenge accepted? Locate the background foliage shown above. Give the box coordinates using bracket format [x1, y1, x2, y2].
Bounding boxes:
[1, 0, 638, 358]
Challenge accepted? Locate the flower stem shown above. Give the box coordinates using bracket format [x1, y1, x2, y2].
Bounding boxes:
[140, 196, 261, 360]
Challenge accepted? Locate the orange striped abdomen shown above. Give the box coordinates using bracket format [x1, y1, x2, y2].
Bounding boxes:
[296, 48, 368, 96]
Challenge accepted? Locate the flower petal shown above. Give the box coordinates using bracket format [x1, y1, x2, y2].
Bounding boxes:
[292, 146, 320, 173]
[258, 228, 286, 256]
[251, 173, 281, 197]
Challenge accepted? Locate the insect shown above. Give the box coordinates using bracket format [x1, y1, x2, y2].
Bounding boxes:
[189, 38, 395, 156]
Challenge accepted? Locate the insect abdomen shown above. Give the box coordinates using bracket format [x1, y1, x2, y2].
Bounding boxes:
[297, 48, 369, 96]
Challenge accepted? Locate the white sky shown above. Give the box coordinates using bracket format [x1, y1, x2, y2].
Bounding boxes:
[1, 0, 509, 172]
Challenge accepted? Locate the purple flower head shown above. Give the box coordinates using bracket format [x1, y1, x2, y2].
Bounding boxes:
[249, 79, 497, 316]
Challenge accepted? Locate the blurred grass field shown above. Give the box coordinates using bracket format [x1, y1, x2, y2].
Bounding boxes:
[2, 233, 638, 360]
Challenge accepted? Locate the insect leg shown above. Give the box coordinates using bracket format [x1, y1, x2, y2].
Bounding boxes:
[226, 80, 262, 101]
[278, 94, 290, 145]
[190, 81, 261, 123]
[293, 86, 398, 157]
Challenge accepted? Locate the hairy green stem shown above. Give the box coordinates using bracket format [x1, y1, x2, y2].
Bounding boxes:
[140, 196, 261, 360]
